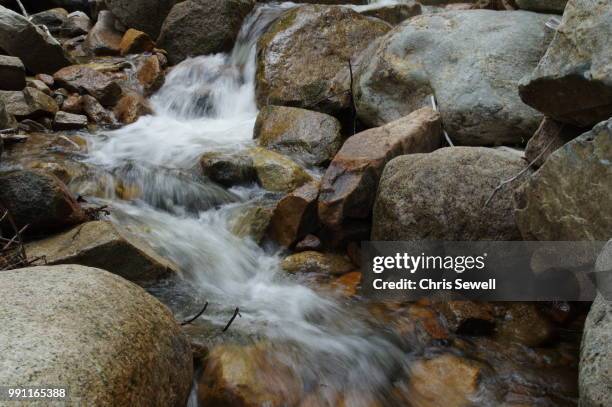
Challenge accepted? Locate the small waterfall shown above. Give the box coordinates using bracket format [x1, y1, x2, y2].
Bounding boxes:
[82, 2, 406, 405]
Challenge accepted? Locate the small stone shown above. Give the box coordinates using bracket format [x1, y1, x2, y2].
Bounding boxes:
[53, 111, 88, 130]
[61, 93, 84, 114]
[120, 28, 155, 55]
[82, 94, 115, 125]
[0, 55, 26, 91]
[295, 234, 322, 252]
[113, 93, 152, 124]
[26, 78, 51, 95]
[35, 73, 55, 88]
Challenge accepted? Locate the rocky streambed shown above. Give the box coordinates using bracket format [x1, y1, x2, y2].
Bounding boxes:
[0, 0, 610, 406]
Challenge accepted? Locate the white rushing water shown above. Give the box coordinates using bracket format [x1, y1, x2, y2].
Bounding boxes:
[84, 2, 406, 405]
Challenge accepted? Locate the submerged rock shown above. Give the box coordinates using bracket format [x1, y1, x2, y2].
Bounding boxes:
[256, 5, 390, 118]
[0, 5, 72, 74]
[372, 147, 529, 240]
[26, 220, 180, 283]
[0, 265, 193, 406]
[519, 0, 612, 126]
[355, 10, 553, 145]
[515, 118, 612, 241]
[198, 343, 303, 407]
[157, 0, 255, 65]
[0, 169, 86, 236]
[580, 295, 612, 407]
[319, 107, 441, 231]
[254, 105, 343, 167]
[281, 251, 354, 276]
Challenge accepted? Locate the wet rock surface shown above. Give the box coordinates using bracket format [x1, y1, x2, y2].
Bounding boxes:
[0, 265, 193, 407]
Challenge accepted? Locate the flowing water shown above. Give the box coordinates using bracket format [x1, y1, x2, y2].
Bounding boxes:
[82, 2, 408, 405]
[42, 2, 579, 406]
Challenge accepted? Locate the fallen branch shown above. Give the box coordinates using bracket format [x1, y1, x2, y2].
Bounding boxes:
[222, 307, 241, 332]
[483, 139, 556, 208]
[180, 302, 209, 326]
[430, 95, 454, 147]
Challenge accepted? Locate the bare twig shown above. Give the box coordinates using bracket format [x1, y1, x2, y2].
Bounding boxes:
[15, 0, 28, 18]
[430, 95, 454, 147]
[348, 59, 357, 136]
[483, 139, 556, 208]
[180, 302, 209, 326]
[222, 307, 241, 332]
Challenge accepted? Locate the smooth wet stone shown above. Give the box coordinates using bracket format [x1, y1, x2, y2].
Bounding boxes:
[26, 220, 180, 283]
[200, 151, 257, 187]
[0, 169, 87, 236]
[254, 105, 343, 167]
[248, 147, 313, 193]
[0, 265, 193, 407]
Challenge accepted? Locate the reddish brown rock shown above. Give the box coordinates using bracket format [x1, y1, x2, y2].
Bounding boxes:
[84, 10, 123, 56]
[268, 181, 319, 248]
[82, 95, 115, 125]
[61, 93, 84, 114]
[319, 107, 441, 230]
[330, 271, 362, 297]
[136, 55, 165, 95]
[114, 93, 153, 124]
[120, 28, 155, 56]
[525, 117, 583, 168]
[53, 65, 122, 106]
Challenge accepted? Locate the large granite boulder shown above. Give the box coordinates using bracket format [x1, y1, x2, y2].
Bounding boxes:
[0, 169, 87, 236]
[157, 0, 255, 65]
[355, 10, 554, 146]
[580, 295, 612, 407]
[0, 265, 193, 407]
[372, 147, 529, 240]
[105, 0, 177, 38]
[256, 5, 390, 119]
[319, 107, 441, 231]
[254, 105, 343, 167]
[515, 118, 612, 241]
[26, 220, 179, 283]
[519, 0, 612, 127]
[515, 0, 567, 13]
[0, 5, 72, 74]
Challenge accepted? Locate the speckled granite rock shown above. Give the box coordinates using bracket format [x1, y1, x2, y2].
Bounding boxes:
[0, 265, 193, 406]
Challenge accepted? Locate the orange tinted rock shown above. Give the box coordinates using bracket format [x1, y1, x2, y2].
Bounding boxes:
[319, 107, 441, 230]
[119, 28, 155, 56]
[401, 354, 483, 407]
[114, 93, 152, 124]
[136, 54, 164, 95]
[282, 251, 354, 276]
[330, 271, 361, 297]
[268, 181, 319, 248]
